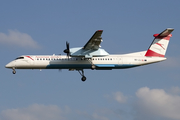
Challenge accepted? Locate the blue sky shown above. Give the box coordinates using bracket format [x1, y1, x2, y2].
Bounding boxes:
[1, 0, 180, 120]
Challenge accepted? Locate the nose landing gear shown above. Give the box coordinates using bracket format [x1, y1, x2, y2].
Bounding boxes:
[12, 68, 16, 74]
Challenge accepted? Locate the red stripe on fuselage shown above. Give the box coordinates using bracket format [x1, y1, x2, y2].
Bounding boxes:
[26, 56, 34, 61]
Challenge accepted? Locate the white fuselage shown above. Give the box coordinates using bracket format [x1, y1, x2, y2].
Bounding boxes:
[5, 51, 166, 70]
[5, 28, 173, 81]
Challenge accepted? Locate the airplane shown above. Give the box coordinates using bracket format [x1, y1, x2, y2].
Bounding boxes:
[5, 28, 174, 81]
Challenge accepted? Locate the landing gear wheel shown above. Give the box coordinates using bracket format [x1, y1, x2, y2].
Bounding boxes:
[81, 76, 86, 82]
[91, 65, 96, 70]
[78, 70, 87, 82]
[12, 70, 16, 74]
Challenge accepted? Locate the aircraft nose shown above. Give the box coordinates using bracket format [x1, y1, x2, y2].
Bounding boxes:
[5, 61, 14, 68]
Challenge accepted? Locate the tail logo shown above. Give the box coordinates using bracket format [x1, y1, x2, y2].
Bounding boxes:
[156, 43, 165, 50]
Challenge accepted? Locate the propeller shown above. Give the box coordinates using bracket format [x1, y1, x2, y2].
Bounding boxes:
[63, 41, 70, 58]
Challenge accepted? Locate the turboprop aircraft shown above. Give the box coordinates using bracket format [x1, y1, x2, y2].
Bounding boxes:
[5, 28, 174, 81]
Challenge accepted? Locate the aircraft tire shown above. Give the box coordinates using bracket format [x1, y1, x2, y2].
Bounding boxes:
[81, 76, 86, 82]
[12, 70, 16, 74]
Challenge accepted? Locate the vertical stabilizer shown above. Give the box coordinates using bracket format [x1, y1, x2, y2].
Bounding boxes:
[145, 28, 174, 57]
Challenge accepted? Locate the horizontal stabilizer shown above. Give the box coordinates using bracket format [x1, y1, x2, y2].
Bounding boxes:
[153, 28, 174, 38]
[158, 28, 174, 37]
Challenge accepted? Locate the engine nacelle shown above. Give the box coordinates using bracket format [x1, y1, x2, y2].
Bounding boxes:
[70, 47, 109, 58]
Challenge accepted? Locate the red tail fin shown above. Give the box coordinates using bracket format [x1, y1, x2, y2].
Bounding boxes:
[145, 28, 174, 57]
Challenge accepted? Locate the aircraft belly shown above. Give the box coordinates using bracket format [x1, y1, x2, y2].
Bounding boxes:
[46, 62, 138, 69]
[46, 64, 92, 69]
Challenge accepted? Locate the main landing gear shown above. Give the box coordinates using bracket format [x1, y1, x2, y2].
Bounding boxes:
[78, 70, 86, 82]
[77, 58, 96, 81]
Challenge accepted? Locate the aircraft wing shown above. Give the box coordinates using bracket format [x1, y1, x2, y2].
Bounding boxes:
[70, 30, 109, 58]
[83, 30, 103, 50]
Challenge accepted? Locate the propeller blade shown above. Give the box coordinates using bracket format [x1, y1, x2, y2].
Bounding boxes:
[66, 41, 69, 50]
[63, 41, 70, 59]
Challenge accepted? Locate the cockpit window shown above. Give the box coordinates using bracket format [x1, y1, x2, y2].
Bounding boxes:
[15, 57, 24, 60]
